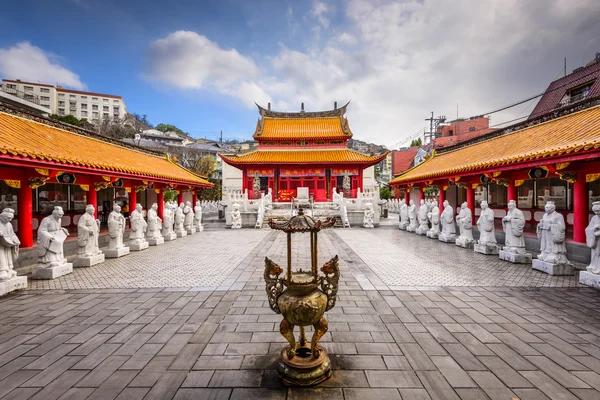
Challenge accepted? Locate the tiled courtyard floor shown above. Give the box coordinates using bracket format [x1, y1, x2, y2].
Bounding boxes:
[1, 215, 599, 399]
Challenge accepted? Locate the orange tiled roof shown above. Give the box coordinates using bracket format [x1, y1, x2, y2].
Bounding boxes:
[389, 105, 600, 185]
[254, 117, 351, 140]
[0, 112, 212, 186]
[220, 149, 388, 165]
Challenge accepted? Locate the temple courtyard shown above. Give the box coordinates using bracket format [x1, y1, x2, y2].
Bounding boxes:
[1, 216, 599, 400]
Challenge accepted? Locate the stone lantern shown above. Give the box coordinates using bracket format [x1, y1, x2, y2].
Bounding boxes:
[264, 207, 339, 386]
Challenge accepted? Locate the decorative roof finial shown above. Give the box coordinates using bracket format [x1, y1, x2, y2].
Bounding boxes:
[268, 102, 271, 111]
[301, 102, 304, 112]
[334, 101, 337, 110]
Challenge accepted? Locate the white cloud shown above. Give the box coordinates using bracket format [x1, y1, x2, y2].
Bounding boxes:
[311, 0, 330, 28]
[0, 42, 85, 90]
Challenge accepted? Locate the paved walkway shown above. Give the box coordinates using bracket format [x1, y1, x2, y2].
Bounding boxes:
[1, 220, 599, 399]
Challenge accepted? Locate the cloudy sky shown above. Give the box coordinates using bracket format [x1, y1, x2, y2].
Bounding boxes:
[1, 0, 599, 147]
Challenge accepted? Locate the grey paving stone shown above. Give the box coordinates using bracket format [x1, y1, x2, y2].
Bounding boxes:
[365, 370, 422, 388]
[343, 388, 401, 400]
[430, 356, 477, 388]
[230, 388, 286, 399]
[172, 388, 231, 400]
[208, 370, 263, 387]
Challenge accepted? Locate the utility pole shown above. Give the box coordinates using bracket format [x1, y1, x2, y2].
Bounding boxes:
[220, 130, 223, 143]
[424, 112, 446, 145]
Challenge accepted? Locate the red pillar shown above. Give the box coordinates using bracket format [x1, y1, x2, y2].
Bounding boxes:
[404, 187, 410, 205]
[419, 187, 425, 202]
[129, 189, 137, 210]
[507, 180, 517, 202]
[467, 185, 475, 225]
[573, 172, 588, 243]
[18, 183, 33, 248]
[439, 186, 445, 214]
[87, 188, 97, 219]
[157, 190, 164, 220]
[192, 190, 198, 207]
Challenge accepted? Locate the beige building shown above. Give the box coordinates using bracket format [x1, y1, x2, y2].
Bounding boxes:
[0, 79, 126, 122]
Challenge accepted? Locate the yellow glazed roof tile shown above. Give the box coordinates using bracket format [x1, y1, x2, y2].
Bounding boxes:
[0, 112, 212, 186]
[389, 105, 600, 185]
[255, 117, 350, 140]
[220, 149, 387, 165]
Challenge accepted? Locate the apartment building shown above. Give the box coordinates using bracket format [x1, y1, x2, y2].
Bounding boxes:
[0, 79, 126, 121]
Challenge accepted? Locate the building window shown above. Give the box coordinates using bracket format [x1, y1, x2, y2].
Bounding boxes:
[535, 178, 568, 210]
[38, 184, 69, 214]
[92, 97, 98, 101]
[70, 185, 87, 212]
[58, 109, 65, 116]
[92, 105, 98, 110]
[58, 93, 65, 98]
[69, 94, 76, 98]
[81, 103, 87, 109]
[40, 88, 49, 93]
[558, 80, 596, 107]
[80, 96, 87, 100]
[81, 111, 88, 117]
[475, 185, 487, 207]
[487, 183, 508, 208]
[103, 113, 109, 118]
[24, 86, 33, 91]
[517, 180, 534, 209]
[103, 106, 109, 111]
[103, 98, 109, 103]
[92, 112, 99, 119]
[42, 104, 50, 109]
[58, 101, 65, 106]
[40, 96, 50, 101]
[69, 102, 77, 109]
[5, 84, 16, 90]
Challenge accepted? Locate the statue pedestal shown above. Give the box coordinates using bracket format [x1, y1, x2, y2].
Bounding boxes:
[499, 250, 532, 264]
[277, 346, 332, 386]
[406, 225, 417, 233]
[73, 253, 105, 268]
[130, 241, 149, 251]
[163, 232, 177, 241]
[532, 259, 574, 276]
[579, 271, 600, 289]
[231, 225, 242, 230]
[415, 226, 428, 235]
[176, 230, 187, 238]
[186, 227, 197, 235]
[0, 276, 27, 296]
[148, 237, 164, 246]
[32, 263, 73, 279]
[426, 230, 439, 239]
[439, 233, 456, 243]
[456, 237, 475, 249]
[399, 222, 408, 230]
[194, 223, 203, 231]
[474, 243, 500, 255]
[104, 247, 130, 258]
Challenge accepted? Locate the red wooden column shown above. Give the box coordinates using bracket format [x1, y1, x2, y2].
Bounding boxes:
[439, 186, 446, 214]
[404, 187, 410, 205]
[87, 188, 97, 219]
[573, 171, 588, 243]
[18, 182, 33, 248]
[467, 184, 475, 225]
[157, 190, 164, 220]
[192, 190, 198, 206]
[419, 186, 425, 202]
[129, 189, 137, 210]
[507, 180, 517, 202]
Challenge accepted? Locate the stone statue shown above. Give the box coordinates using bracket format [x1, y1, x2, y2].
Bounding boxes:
[174, 202, 187, 237]
[533, 201, 572, 275]
[581, 202, 600, 287]
[231, 203, 242, 229]
[184, 201, 196, 235]
[0, 208, 19, 281]
[194, 200, 203, 231]
[474, 200, 499, 254]
[363, 202, 375, 228]
[399, 202, 409, 230]
[415, 199, 429, 235]
[264, 188, 273, 212]
[332, 187, 342, 210]
[147, 203, 164, 246]
[426, 204, 440, 239]
[34, 206, 73, 279]
[253, 172, 261, 199]
[407, 200, 418, 232]
[129, 203, 149, 251]
[105, 204, 129, 258]
[439, 200, 456, 243]
[162, 201, 176, 241]
[500, 200, 531, 263]
[455, 202, 474, 248]
[342, 171, 351, 197]
[73, 205, 104, 267]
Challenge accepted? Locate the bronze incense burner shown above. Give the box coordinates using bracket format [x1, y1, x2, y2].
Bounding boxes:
[264, 208, 339, 386]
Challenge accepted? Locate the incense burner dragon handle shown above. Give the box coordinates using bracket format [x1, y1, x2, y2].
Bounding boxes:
[264, 257, 284, 314]
[320, 255, 340, 311]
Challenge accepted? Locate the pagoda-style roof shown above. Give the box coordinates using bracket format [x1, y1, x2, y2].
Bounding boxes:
[253, 102, 353, 140]
[388, 103, 600, 185]
[0, 111, 212, 187]
[220, 149, 389, 166]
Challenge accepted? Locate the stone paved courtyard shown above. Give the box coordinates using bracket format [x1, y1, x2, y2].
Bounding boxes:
[1, 216, 600, 399]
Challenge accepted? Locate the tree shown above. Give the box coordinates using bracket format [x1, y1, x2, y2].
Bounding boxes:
[96, 116, 136, 140]
[380, 185, 392, 200]
[410, 138, 423, 147]
[49, 114, 86, 126]
[155, 123, 186, 137]
[131, 113, 153, 129]
[195, 155, 217, 177]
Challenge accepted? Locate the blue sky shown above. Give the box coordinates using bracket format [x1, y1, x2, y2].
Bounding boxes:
[1, 0, 599, 146]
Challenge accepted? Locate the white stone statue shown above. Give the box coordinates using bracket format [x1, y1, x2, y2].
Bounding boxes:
[415, 199, 429, 235]
[105, 204, 129, 258]
[363, 202, 375, 228]
[129, 203, 149, 251]
[533, 201, 572, 275]
[426, 204, 440, 239]
[37, 206, 70, 268]
[231, 203, 242, 229]
[500, 200, 531, 263]
[264, 188, 273, 212]
[439, 200, 456, 242]
[332, 187, 342, 210]
[0, 208, 19, 281]
[585, 201, 600, 274]
[174, 202, 187, 237]
[162, 201, 176, 241]
[73, 205, 104, 267]
[475, 200, 498, 254]
[455, 202, 474, 248]
[407, 200, 418, 232]
[399, 202, 409, 230]
[184, 201, 196, 235]
[147, 203, 164, 245]
[194, 200, 203, 232]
